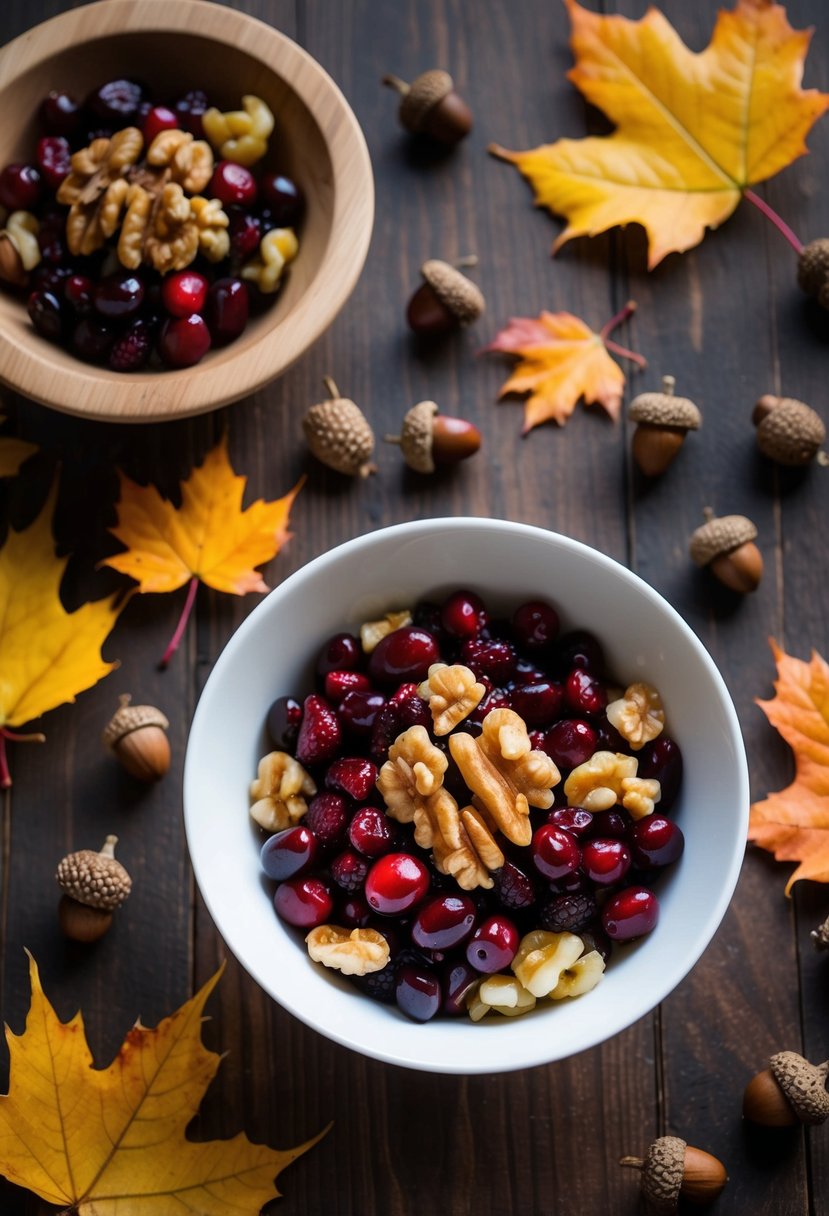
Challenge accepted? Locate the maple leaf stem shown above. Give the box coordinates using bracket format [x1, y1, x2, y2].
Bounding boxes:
[0, 734, 9, 790]
[599, 299, 636, 341]
[159, 576, 199, 671]
[603, 339, 647, 369]
[743, 188, 804, 255]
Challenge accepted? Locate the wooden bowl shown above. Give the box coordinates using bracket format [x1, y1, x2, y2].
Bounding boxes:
[0, 0, 374, 421]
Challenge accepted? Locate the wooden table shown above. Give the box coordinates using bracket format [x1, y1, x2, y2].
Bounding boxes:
[1, 1, 828, 1212]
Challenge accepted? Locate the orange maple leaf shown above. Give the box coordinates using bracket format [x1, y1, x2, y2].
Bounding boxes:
[0, 954, 329, 1214]
[483, 302, 645, 433]
[749, 640, 829, 894]
[490, 0, 829, 267]
[103, 435, 303, 667]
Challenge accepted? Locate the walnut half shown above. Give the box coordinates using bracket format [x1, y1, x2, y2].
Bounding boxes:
[250, 751, 316, 832]
[606, 681, 665, 750]
[306, 925, 390, 976]
[417, 662, 485, 735]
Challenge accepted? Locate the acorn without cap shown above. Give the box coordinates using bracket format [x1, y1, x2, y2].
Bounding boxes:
[752, 394, 826, 466]
[406, 259, 485, 336]
[743, 1051, 829, 1127]
[103, 694, 170, 782]
[628, 375, 701, 476]
[620, 1135, 728, 1212]
[797, 237, 829, 309]
[689, 508, 763, 594]
[385, 400, 482, 473]
[302, 377, 377, 477]
[382, 69, 472, 146]
[56, 835, 132, 942]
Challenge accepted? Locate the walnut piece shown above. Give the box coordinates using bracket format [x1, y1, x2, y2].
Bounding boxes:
[417, 663, 485, 735]
[606, 681, 665, 750]
[306, 925, 390, 976]
[512, 929, 585, 998]
[360, 609, 412, 653]
[242, 227, 299, 293]
[2, 211, 40, 271]
[202, 94, 275, 166]
[427, 795, 504, 891]
[250, 750, 316, 832]
[189, 195, 230, 261]
[620, 776, 661, 820]
[474, 975, 537, 1018]
[143, 182, 200, 273]
[146, 128, 213, 193]
[58, 128, 143, 256]
[550, 950, 606, 999]
[377, 725, 447, 821]
[563, 750, 638, 811]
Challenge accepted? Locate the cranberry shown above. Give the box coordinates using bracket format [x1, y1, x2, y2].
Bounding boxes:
[629, 816, 685, 868]
[63, 274, 95, 316]
[210, 160, 258, 207]
[565, 668, 607, 717]
[324, 670, 371, 702]
[339, 690, 385, 738]
[36, 136, 71, 190]
[441, 960, 480, 1016]
[510, 680, 564, 726]
[465, 915, 520, 973]
[326, 757, 378, 802]
[174, 89, 209, 137]
[330, 849, 369, 893]
[637, 737, 683, 810]
[228, 208, 262, 260]
[266, 695, 303, 750]
[549, 869, 589, 895]
[512, 657, 547, 685]
[540, 891, 597, 933]
[204, 278, 249, 347]
[31, 265, 70, 295]
[365, 853, 430, 915]
[594, 719, 629, 754]
[412, 894, 477, 951]
[460, 638, 516, 683]
[582, 837, 631, 886]
[395, 964, 441, 1022]
[94, 273, 145, 320]
[512, 599, 560, 650]
[369, 692, 431, 761]
[540, 720, 597, 770]
[468, 683, 512, 724]
[143, 104, 179, 144]
[305, 792, 350, 849]
[0, 164, 42, 211]
[368, 627, 439, 685]
[492, 859, 536, 909]
[109, 320, 154, 372]
[441, 589, 487, 639]
[35, 213, 67, 266]
[316, 632, 361, 677]
[87, 79, 144, 124]
[296, 693, 342, 765]
[40, 91, 80, 137]
[27, 290, 64, 342]
[531, 824, 582, 881]
[594, 809, 631, 839]
[340, 893, 372, 928]
[548, 807, 594, 837]
[581, 926, 613, 964]
[72, 318, 115, 363]
[273, 876, 333, 928]
[158, 313, 211, 368]
[260, 825, 318, 881]
[259, 173, 305, 227]
[348, 806, 397, 858]
[162, 269, 208, 318]
[556, 630, 605, 675]
[602, 886, 659, 941]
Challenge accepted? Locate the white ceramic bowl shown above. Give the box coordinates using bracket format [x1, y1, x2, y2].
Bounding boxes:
[184, 518, 749, 1074]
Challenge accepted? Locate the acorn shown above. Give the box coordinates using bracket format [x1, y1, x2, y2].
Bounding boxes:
[743, 1051, 829, 1127]
[385, 400, 482, 473]
[752, 394, 827, 467]
[0, 234, 27, 287]
[628, 375, 701, 476]
[103, 694, 170, 782]
[56, 835, 132, 943]
[302, 377, 377, 477]
[406, 259, 485, 336]
[620, 1136, 728, 1212]
[689, 508, 763, 594]
[796, 237, 829, 309]
[381, 69, 472, 146]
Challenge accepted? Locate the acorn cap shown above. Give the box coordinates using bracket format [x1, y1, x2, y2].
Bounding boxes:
[102, 694, 169, 749]
[689, 513, 757, 567]
[302, 379, 376, 477]
[797, 238, 829, 300]
[629, 375, 701, 431]
[770, 1051, 829, 1126]
[641, 1136, 686, 1214]
[398, 400, 439, 473]
[398, 69, 454, 134]
[420, 260, 485, 324]
[754, 397, 826, 466]
[56, 835, 132, 911]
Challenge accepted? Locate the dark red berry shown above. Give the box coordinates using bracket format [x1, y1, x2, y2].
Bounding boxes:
[580, 926, 613, 964]
[629, 816, 684, 868]
[357, 963, 397, 1004]
[339, 690, 385, 738]
[339, 893, 371, 928]
[108, 321, 153, 372]
[594, 719, 629, 754]
[512, 600, 560, 650]
[325, 670, 371, 702]
[531, 824, 582, 881]
[326, 757, 378, 802]
[556, 630, 605, 675]
[158, 313, 211, 368]
[348, 806, 397, 858]
[466, 915, 520, 973]
[637, 736, 683, 810]
[395, 964, 441, 1022]
[27, 290, 64, 342]
[566, 668, 607, 716]
[549, 869, 590, 895]
[273, 876, 333, 928]
[330, 849, 370, 893]
[174, 89, 209, 137]
[316, 632, 361, 678]
[540, 720, 597, 770]
[87, 79, 144, 123]
[540, 891, 597, 933]
[510, 680, 564, 726]
[602, 886, 659, 940]
[266, 695, 303, 750]
[368, 627, 439, 685]
[35, 213, 67, 265]
[593, 809, 631, 840]
[36, 136, 71, 190]
[228, 208, 262, 260]
[304, 792, 350, 849]
[260, 825, 318, 881]
[412, 894, 477, 951]
[548, 807, 594, 838]
[582, 837, 631, 886]
[63, 274, 95, 316]
[72, 317, 114, 363]
[460, 638, 517, 683]
[441, 959, 480, 1016]
[204, 277, 249, 346]
[40, 91, 80, 137]
[441, 589, 487, 639]
[492, 860, 536, 909]
[259, 173, 305, 227]
[209, 160, 257, 207]
[369, 693, 431, 762]
[365, 853, 430, 915]
[162, 269, 208, 318]
[295, 694, 342, 765]
[512, 657, 547, 685]
[468, 683, 512, 724]
[0, 164, 42, 211]
[142, 104, 179, 144]
[94, 273, 145, 320]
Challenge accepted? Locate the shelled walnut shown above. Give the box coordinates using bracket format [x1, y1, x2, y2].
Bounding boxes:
[417, 662, 485, 735]
[305, 925, 390, 976]
[145, 128, 213, 193]
[58, 128, 143, 256]
[606, 682, 665, 750]
[250, 751, 317, 832]
[202, 94, 274, 166]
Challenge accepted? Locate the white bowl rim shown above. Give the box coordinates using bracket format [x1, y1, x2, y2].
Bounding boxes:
[184, 517, 750, 1072]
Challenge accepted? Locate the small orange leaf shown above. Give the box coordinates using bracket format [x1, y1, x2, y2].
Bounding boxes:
[749, 640, 829, 894]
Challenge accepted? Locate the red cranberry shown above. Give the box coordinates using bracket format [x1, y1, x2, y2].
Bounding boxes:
[109, 320, 154, 372]
[460, 638, 517, 683]
[395, 964, 441, 1022]
[540, 891, 597, 933]
[72, 318, 115, 363]
[260, 825, 318, 881]
[87, 79, 144, 123]
[143, 104, 179, 144]
[549, 869, 590, 895]
[412, 894, 477, 951]
[304, 792, 350, 849]
[348, 806, 396, 858]
[594, 810, 631, 839]
[441, 960, 480, 1016]
[27, 290, 64, 342]
[162, 269, 208, 318]
[295, 694, 342, 765]
[94, 273, 145, 320]
[466, 915, 520, 974]
[266, 695, 303, 750]
[602, 886, 659, 941]
[339, 690, 385, 737]
[273, 876, 333, 928]
[174, 89, 209, 137]
[40, 91, 80, 137]
[63, 274, 95, 316]
[368, 627, 439, 685]
[330, 849, 370, 893]
[369, 692, 431, 761]
[339, 893, 371, 928]
[316, 632, 361, 677]
[582, 837, 631, 886]
[594, 719, 629, 754]
[468, 683, 511, 724]
[158, 313, 211, 368]
[326, 757, 378, 802]
[637, 737, 683, 810]
[259, 173, 305, 227]
[210, 160, 258, 207]
[325, 670, 371, 702]
[512, 600, 560, 650]
[629, 816, 685, 868]
[512, 657, 547, 685]
[548, 807, 594, 838]
[36, 136, 71, 191]
[492, 859, 536, 909]
[0, 164, 42, 211]
[228, 209, 262, 260]
[441, 589, 487, 639]
[566, 668, 607, 716]
[540, 720, 597, 770]
[365, 853, 430, 915]
[204, 277, 249, 346]
[531, 824, 582, 881]
[581, 926, 613, 964]
[556, 630, 605, 675]
[510, 680, 564, 726]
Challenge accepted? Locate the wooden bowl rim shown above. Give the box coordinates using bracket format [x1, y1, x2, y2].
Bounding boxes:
[0, 0, 374, 422]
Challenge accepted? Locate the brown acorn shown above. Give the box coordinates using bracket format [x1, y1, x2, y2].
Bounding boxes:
[382, 69, 472, 146]
[628, 375, 702, 476]
[302, 378, 377, 477]
[385, 400, 482, 473]
[797, 238, 829, 309]
[689, 508, 763, 594]
[620, 1136, 728, 1212]
[743, 1052, 829, 1127]
[56, 835, 132, 943]
[752, 394, 826, 466]
[0, 233, 27, 287]
[103, 694, 170, 782]
[406, 259, 485, 336]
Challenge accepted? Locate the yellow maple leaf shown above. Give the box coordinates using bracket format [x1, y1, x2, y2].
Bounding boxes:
[103, 436, 303, 666]
[749, 640, 829, 894]
[0, 486, 120, 787]
[0, 954, 328, 1214]
[0, 437, 37, 478]
[490, 0, 829, 267]
[483, 303, 645, 433]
